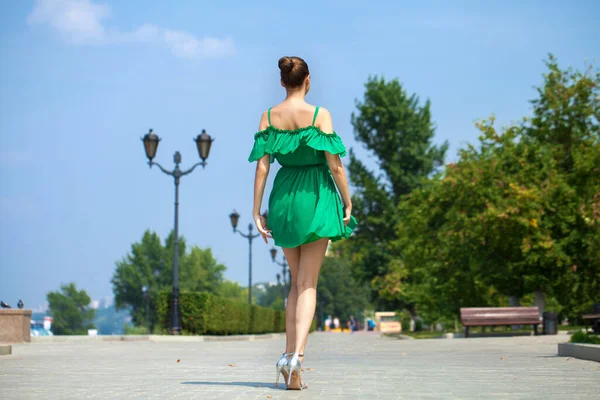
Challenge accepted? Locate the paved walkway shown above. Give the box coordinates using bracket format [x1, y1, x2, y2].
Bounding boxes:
[1, 332, 598, 399]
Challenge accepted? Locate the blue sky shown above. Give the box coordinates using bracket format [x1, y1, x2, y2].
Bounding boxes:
[1, 0, 598, 310]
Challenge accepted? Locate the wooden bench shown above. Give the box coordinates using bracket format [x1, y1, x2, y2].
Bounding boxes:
[460, 307, 541, 338]
[582, 303, 600, 334]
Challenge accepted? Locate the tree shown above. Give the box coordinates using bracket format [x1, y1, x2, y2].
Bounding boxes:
[111, 230, 226, 331]
[256, 282, 285, 310]
[343, 76, 448, 310]
[393, 56, 600, 322]
[216, 280, 248, 303]
[47, 283, 95, 335]
[316, 254, 371, 328]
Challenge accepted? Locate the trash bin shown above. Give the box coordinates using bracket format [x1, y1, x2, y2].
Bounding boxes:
[543, 312, 557, 335]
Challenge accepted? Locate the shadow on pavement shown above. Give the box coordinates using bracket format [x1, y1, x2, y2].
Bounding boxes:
[182, 382, 280, 390]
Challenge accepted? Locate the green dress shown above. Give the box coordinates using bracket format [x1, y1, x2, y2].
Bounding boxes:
[248, 107, 357, 248]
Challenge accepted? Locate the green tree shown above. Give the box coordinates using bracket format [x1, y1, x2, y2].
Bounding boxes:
[256, 282, 285, 310]
[344, 76, 448, 310]
[216, 280, 248, 303]
[47, 283, 95, 335]
[316, 254, 371, 328]
[111, 230, 226, 331]
[393, 56, 600, 322]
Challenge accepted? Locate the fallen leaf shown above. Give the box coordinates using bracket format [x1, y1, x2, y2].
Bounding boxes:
[307, 368, 313, 371]
[267, 396, 272, 399]
[177, 359, 180, 363]
[228, 363, 235, 367]
[500, 357, 504, 360]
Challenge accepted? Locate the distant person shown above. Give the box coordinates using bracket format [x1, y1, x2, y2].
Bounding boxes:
[367, 319, 376, 331]
[324, 315, 332, 330]
[349, 315, 357, 333]
[250, 56, 357, 391]
[333, 316, 340, 329]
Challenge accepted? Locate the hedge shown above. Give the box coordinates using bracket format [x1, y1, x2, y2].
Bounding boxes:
[157, 291, 288, 335]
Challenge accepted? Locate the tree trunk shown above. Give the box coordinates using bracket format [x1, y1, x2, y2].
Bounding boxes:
[509, 296, 521, 330]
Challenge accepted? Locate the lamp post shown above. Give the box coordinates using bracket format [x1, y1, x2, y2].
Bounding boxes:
[229, 210, 265, 304]
[142, 285, 150, 333]
[270, 247, 289, 309]
[142, 128, 214, 335]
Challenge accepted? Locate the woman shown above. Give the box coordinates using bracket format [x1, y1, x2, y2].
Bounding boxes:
[249, 56, 357, 390]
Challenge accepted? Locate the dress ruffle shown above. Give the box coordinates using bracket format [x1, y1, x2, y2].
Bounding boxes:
[248, 126, 347, 163]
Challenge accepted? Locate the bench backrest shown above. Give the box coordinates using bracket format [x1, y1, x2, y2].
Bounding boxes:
[460, 307, 540, 326]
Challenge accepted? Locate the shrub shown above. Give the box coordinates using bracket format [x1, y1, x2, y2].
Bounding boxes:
[570, 331, 600, 345]
[158, 291, 287, 335]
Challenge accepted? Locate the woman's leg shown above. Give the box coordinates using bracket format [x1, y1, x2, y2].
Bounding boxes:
[282, 247, 301, 354]
[294, 238, 329, 356]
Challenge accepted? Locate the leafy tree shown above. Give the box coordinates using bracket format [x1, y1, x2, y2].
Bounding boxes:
[47, 283, 95, 335]
[256, 282, 285, 310]
[111, 230, 226, 331]
[344, 76, 448, 310]
[216, 280, 248, 303]
[316, 254, 371, 328]
[393, 56, 600, 322]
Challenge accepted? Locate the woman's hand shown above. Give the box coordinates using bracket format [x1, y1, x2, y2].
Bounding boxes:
[343, 205, 352, 227]
[254, 213, 272, 244]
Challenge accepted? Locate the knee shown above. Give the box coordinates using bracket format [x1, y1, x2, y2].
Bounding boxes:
[296, 279, 317, 293]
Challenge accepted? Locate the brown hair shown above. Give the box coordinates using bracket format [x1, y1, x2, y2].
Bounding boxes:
[278, 56, 309, 88]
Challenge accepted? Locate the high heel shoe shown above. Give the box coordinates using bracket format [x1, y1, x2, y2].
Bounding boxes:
[275, 352, 293, 388]
[286, 353, 308, 390]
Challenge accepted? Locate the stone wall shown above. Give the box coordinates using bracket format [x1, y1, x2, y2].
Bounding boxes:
[0, 309, 32, 343]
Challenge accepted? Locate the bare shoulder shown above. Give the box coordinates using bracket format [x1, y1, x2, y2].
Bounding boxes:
[315, 106, 334, 134]
[258, 110, 269, 131]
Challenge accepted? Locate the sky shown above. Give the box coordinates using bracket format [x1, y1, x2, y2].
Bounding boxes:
[1, 0, 599, 311]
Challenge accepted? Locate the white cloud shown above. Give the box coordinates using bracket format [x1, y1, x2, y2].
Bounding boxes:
[28, 0, 235, 59]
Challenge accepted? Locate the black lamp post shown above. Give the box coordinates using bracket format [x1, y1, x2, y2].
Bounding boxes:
[270, 247, 289, 309]
[229, 210, 265, 304]
[142, 128, 213, 335]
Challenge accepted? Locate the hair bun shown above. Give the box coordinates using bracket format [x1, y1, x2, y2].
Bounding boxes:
[278, 56, 294, 73]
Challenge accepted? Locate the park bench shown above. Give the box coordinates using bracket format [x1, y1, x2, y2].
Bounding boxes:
[460, 307, 540, 338]
[582, 303, 600, 334]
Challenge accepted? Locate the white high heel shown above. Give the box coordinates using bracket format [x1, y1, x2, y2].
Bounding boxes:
[275, 352, 293, 388]
[286, 353, 307, 390]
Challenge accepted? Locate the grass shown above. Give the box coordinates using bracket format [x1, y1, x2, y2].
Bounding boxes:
[570, 331, 600, 345]
[558, 325, 585, 332]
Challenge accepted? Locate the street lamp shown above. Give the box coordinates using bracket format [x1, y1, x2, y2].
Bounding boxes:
[142, 128, 214, 335]
[229, 210, 266, 304]
[270, 247, 289, 309]
[142, 285, 150, 333]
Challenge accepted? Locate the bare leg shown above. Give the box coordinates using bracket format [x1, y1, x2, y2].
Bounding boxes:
[294, 238, 329, 356]
[282, 247, 300, 354]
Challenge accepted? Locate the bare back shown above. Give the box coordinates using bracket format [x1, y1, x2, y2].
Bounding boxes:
[267, 101, 325, 131]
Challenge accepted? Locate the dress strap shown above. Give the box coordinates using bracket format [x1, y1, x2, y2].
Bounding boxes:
[267, 108, 272, 126]
[311, 106, 320, 126]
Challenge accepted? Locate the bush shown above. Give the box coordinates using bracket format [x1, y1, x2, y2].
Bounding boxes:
[124, 324, 149, 335]
[157, 291, 286, 335]
[274, 309, 286, 332]
[570, 331, 600, 345]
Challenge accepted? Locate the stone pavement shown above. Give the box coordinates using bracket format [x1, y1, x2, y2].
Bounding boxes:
[1, 332, 598, 399]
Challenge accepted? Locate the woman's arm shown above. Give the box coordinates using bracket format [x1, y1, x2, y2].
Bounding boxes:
[319, 108, 353, 226]
[253, 111, 272, 242]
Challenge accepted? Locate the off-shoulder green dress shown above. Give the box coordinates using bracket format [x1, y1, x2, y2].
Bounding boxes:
[248, 106, 357, 248]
